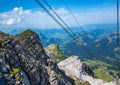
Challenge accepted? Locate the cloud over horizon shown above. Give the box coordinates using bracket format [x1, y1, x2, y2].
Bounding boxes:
[0, 7, 116, 29]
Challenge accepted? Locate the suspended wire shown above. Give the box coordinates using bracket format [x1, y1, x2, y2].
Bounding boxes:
[117, 0, 119, 48]
[61, 0, 95, 57]
[43, 0, 80, 38]
[34, 0, 76, 39]
[35, 0, 96, 58]
[61, 0, 98, 58]
[34, 0, 83, 58]
[43, 0, 85, 56]
[34, 0, 96, 58]
[61, 0, 88, 35]
[42, 0, 97, 58]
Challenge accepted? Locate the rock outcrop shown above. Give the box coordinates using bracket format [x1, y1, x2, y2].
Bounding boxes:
[58, 56, 94, 80]
[0, 30, 73, 85]
[44, 44, 66, 63]
[58, 56, 116, 85]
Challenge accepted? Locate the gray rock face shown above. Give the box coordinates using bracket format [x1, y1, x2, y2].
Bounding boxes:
[58, 55, 94, 80]
[0, 30, 73, 85]
[58, 55, 116, 85]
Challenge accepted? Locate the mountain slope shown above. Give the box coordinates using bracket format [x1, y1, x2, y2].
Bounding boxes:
[44, 44, 66, 63]
[58, 56, 116, 85]
[0, 30, 74, 85]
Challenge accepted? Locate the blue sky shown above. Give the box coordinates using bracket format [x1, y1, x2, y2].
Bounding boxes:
[0, 0, 117, 12]
[0, 0, 118, 29]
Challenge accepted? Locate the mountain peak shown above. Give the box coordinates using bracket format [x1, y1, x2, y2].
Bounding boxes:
[20, 29, 36, 36]
[0, 30, 74, 85]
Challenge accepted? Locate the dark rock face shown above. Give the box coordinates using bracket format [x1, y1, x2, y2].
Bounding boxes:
[0, 30, 73, 85]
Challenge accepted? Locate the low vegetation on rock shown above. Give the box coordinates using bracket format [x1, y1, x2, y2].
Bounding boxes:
[44, 44, 66, 63]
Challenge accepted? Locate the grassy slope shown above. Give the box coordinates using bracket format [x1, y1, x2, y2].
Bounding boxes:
[84, 59, 120, 82]
[44, 44, 66, 63]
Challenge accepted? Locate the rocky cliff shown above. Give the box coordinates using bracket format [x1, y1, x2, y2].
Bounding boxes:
[58, 56, 116, 85]
[0, 30, 74, 85]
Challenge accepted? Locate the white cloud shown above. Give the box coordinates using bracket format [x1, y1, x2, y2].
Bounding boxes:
[0, 7, 60, 28]
[0, 7, 116, 29]
[6, 18, 16, 25]
[0, 7, 31, 26]
[56, 7, 68, 15]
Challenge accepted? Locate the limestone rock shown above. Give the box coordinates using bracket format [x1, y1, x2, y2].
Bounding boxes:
[0, 30, 73, 85]
[58, 55, 94, 80]
[58, 55, 116, 85]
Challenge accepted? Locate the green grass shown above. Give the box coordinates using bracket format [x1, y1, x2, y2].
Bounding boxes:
[84, 60, 116, 82]
[1, 38, 8, 43]
[44, 44, 66, 63]
[74, 80, 91, 85]
[0, 32, 9, 43]
[93, 68, 113, 82]
[18, 29, 35, 40]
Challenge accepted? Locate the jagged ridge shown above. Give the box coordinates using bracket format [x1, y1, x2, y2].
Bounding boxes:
[0, 30, 73, 85]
